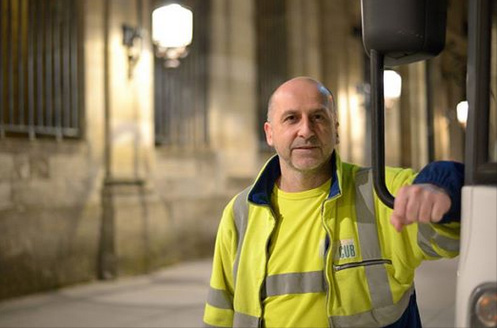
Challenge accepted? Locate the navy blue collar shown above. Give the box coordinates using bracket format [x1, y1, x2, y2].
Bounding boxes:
[248, 151, 341, 205]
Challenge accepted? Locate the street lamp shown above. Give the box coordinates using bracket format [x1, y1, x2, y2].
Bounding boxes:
[456, 100, 468, 127]
[383, 70, 402, 99]
[152, 3, 193, 68]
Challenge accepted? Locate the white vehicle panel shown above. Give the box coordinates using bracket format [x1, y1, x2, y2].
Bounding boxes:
[455, 186, 497, 327]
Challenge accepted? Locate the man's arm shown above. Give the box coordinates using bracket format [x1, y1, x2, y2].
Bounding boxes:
[390, 161, 464, 232]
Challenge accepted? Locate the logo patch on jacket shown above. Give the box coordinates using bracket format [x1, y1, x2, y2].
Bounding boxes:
[338, 239, 357, 259]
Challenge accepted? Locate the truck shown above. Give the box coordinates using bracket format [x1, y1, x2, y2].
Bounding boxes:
[360, 0, 497, 326]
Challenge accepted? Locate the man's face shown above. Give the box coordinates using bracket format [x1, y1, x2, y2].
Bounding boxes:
[264, 80, 338, 174]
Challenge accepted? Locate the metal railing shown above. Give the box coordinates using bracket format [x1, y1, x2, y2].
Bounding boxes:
[0, 0, 81, 140]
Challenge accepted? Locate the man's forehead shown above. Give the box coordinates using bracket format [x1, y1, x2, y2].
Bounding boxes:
[273, 89, 329, 109]
[278, 106, 330, 116]
[274, 88, 327, 105]
[267, 77, 335, 121]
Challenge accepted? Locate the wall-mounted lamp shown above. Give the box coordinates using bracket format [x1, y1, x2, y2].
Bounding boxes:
[152, 3, 193, 68]
[456, 100, 468, 127]
[384, 70, 402, 99]
[122, 24, 143, 79]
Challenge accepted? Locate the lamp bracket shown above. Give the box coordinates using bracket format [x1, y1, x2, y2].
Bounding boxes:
[122, 24, 143, 79]
[122, 24, 143, 47]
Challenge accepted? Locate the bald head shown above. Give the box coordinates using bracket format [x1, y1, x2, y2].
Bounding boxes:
[267, 77, 336, 122]
[263, 76, 340, 185]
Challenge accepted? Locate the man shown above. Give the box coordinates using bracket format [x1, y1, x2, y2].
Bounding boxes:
[203, 77, 463, 328]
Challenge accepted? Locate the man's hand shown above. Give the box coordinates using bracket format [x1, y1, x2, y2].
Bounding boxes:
[390, 183, 451, 232]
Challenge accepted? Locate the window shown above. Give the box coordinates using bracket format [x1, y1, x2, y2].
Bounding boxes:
[154, 0, 209, 149]
[255, 0, 289, 149]
[0, 0, 82, 140]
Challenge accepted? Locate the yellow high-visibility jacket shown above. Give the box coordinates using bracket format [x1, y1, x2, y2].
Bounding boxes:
[204, 152, 462, 328]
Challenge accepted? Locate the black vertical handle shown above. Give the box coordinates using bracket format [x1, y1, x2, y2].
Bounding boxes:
[370, 50, 395, 209]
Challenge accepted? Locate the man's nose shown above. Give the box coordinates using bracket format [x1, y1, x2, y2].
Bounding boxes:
[298, 117, 315, 138]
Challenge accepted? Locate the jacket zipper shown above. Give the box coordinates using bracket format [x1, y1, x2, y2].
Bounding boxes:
[333, 259, 392, 272]
[321, 199, 334, 328]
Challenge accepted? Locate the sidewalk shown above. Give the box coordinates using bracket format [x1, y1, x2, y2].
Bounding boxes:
[415, 257, 459, 327]
[0, 257, 459, 327]
[0, 259, 212, 328]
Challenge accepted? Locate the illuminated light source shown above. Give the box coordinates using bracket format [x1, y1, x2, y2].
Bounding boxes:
[384, 70, 402, 99]
[152, 4, 193, 68]
[456, 100, 469, 126]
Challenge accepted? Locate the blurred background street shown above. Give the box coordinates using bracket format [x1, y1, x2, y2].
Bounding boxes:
[0, 258, 458, 328]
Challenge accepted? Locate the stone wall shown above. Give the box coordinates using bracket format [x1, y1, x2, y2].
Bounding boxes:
[0, 140, 103, 298]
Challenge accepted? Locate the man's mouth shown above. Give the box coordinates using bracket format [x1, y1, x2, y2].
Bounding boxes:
[293, 146, 319, 151]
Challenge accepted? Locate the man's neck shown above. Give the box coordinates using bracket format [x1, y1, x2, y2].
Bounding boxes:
[277, 167, 332, 192]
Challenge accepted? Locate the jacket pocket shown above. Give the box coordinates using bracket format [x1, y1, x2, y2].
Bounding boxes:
[333, 258, 392, 272]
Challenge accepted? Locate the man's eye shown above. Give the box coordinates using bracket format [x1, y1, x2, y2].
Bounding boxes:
[284, 116, 296, 122]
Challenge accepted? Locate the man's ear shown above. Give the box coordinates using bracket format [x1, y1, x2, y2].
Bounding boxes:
[335, 120, 340, 145]
[264, 122, 273, 147]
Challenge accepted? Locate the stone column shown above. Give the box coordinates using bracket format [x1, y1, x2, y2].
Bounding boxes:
[320, 0, 366, 165]
[208, 0, 258, 178]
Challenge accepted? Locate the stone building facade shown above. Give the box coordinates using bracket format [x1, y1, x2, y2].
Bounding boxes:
[0, 0, 467, 300]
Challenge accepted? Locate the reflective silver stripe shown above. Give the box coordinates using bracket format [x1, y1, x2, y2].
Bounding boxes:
[354, 168, 393, 308]
[417, 224, 459, 257]
[355, 168, 382, 260]
[433, 231, 459, 252]
[207, 287, 233, 310]
[232, 187, 251, 286]
[329, 286, 414, 328]
[265, 271, 325, 297]
[417, 224, 442, 257]
[233, 311, 260, 328]
[364, 263, 392, 308]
